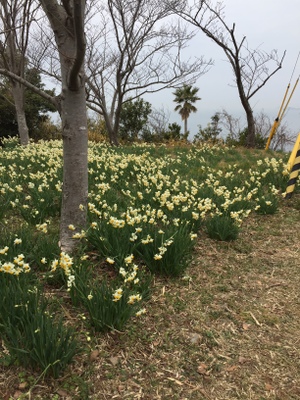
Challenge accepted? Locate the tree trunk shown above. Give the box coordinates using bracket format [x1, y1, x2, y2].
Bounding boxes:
[40, 0, 89, 253]
[104, 114, 119, 146]
[184, 118, 188, 138]
[11, 83, 30, 145]
[109, 128, 119, 146]
[59, 86, 88, 252]
[245, 108, 256, 147]
[237, 79, 256, 148]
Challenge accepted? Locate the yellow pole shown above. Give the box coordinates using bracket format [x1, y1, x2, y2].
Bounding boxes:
[285, 145, 300, 199]
[265, 84, 290, 150]
[287, 133, 300, 172]
[277, 83, 291, 120]
[278, 77, 299, 126]
[266, 77, 299, 150]
[265, 119, 279, 150]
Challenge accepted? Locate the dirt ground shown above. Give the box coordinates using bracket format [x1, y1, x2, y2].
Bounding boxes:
[1, 197, 300, 400]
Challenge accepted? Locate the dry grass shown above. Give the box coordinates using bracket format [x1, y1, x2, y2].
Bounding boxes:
[1, 197, 300, 400]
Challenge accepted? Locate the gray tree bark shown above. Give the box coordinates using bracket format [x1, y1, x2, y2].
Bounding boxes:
[40, 0, 88, 252]
[11, 83, 30, 145]
[0, 0, 35, 145]
[0, 0, 88, 252]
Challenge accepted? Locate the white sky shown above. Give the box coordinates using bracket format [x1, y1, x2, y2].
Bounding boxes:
[145, 0, 300, 138]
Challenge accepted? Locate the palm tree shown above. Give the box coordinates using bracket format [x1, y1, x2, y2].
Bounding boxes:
[173, 85, 201, 138]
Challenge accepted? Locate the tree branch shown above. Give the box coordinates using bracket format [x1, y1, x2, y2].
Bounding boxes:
[248, 50, 286, 99]
[0, 68, 60, 111]
[68, 0, 86, 91]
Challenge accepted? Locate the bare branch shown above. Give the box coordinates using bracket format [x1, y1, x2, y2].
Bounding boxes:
[0, 0, 41, 144]
[85, 0, 212, 144]
[0, 67, 59, 109]
[68, 0, 86, 90]
[172, 0, 286, 147]
[248, 50, 286, 99]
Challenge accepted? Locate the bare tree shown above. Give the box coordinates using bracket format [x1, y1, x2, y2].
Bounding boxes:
[27, 1, 97, 82]
[173, 0, 286, 147]
[218, 109, 295, 150]
[218, 109, 242, 140]
[0, 0, 39, 145]
[0, 0, 88, 253]
[85, 0, 212, 145]
[254, 111, 295, 151]
[148, 106, 170, 136]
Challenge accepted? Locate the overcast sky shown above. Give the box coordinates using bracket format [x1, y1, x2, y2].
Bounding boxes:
[145, 0, 300, 138]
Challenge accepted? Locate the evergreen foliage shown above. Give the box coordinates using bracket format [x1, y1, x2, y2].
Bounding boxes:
[0, 68, 56, 140]
[194, 113, 222, 143]
[119, 98, 152, 142]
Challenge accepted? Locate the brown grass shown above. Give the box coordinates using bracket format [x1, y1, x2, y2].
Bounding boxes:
[1, 197, 300, 400]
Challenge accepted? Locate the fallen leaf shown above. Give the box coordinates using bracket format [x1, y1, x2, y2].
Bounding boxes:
[89, 349, 99, 362]
[18, 382, 28, 390]
[226, 365, 238, 372]
[197, 363, 209, 375]
[109, 356, 119, 366]
[57, 389, 70, 397]
[242, 323, 251, 331]
[265, 383, 274, 391]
